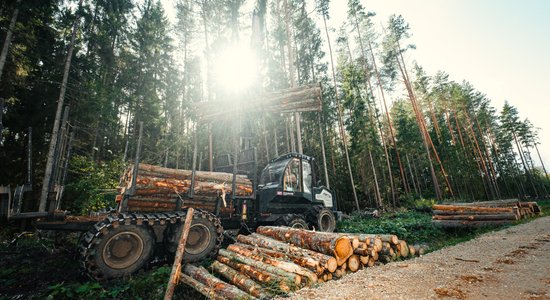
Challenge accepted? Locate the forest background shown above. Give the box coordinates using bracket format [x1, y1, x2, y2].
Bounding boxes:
[1, 0, 549, 214]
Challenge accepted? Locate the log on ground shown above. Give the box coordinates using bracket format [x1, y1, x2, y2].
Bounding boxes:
[183, 264, 254, 300]
[256, 226, 353, 266]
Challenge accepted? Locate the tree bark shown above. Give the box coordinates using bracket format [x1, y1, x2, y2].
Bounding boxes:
[210, 261, 268, 298]
[226, 244, 317, 284]
[256, 226, 353, 266]
[238, 233, 338, 273]
[218, 249, 302, 286]
[183, 264, 254, 300]
[217, 255, 293, 293]
[0, 0, 21, 82]
[39, 0, 84, 212]
[164, 208, 194, 300]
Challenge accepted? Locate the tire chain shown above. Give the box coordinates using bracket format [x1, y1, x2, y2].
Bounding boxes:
[78, 209, 224, 281]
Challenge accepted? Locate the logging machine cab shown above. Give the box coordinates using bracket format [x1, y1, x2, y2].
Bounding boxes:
[254, 153, 337, 231]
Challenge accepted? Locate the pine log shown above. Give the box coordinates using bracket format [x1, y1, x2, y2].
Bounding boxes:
[353, 234, 397, 245]
[327, 273, 333, 281]
[183, 264, 254, 300]
[367, 257, 375, 267]
[210, 261, 268, 298]
[134, 163, 250, 184]
[432, 219, 512, 227]
[354, 242, 378, 257]
[408, 244, 416, 256]
[398, 240, 409, 258]
[347, 255, 360, 272]
[432, 209, 516, 216]
[334, 269, 343, 278]
[359, 255, 369, 265]
[432, 204, 513, 213]
[226, 244, 318, 284]
[218, 249, 301, 286]
[216, 256, 292, 293]
[442, 199, 519, 207]
[432, 213, 518, 221]
[179, 273, 224, 300]
[164, 208, 193, 300]
[232, 242, 324, 275]
[256, 226, 353, 266]
[238, 233, 338, 273]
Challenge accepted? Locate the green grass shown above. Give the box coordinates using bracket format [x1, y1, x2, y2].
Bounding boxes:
[337, 203, 547, 252]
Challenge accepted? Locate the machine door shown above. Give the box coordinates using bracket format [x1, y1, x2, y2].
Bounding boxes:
[282, 158, 312, 201]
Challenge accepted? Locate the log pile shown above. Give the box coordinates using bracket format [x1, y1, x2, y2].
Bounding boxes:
[178, 226, 422, 299]
[116, 163, 253, 213]
[432, 199, 541, 228]
[196, 84, 322, 121]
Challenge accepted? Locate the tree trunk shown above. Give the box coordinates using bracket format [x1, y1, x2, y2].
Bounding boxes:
[432, 214, 518, 221]
[226, 244, 317, 284]
[0, 0, 21, 82]
[210, 261, 268, 298]
[164, 208, 194, 300]
[217, 255, 293, 293]
[182, 264, 253, 300]
[432, 204, 514, 213]
[256, 226, 353, 266]
[238, 233, 338, 273]
[321, 14, 359, 211]
[39, 0, 84, 212]
[347, 255, 360, 272]
[218, 249, 302, 286]
[179, 273, 224, 300]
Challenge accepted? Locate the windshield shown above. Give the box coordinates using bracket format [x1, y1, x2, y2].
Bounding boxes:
[259, 158, 290, 187]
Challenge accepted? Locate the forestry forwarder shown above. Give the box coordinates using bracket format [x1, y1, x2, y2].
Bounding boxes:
[11, 148, 338, 280]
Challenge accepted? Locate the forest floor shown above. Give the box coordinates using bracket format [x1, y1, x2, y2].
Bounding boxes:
[284, 216, 550, 300]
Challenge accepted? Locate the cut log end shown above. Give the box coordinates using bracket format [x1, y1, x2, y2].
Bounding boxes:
[347, 255, 360, 272]
[334, 237, 354, 266]
[326, 257, 338, 273]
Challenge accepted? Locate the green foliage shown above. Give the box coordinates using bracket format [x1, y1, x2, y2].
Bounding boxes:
[64, 155, 124, 214]
[339, 210, 443, 245]
[43, 266, 193, 300]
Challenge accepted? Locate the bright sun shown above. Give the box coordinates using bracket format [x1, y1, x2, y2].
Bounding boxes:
[214, 43, 258, 93]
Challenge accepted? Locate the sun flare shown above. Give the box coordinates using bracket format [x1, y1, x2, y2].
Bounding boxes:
[214, 43, 258, 93]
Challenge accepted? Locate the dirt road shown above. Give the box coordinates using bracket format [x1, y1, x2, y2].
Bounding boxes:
[286, 217, 550, 299]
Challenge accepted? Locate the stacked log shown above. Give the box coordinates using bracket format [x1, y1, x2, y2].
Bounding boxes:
[432, 199, 541, 227]
[116, 163, 253, 213]
[178, 227, 421, 299]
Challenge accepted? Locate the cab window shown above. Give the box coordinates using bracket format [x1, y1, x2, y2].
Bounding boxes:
[302, 160, 312, 194]
[283, 158, 301, 192]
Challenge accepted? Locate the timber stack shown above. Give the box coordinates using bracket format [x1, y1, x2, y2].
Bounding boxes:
[178, 226, 424, 299]
[432, 199, 541, 228]
[116, 163, 253, 213]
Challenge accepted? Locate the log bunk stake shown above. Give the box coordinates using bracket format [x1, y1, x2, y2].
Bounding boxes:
[172, 226, 422, 299]
[432, 199, 541, 227]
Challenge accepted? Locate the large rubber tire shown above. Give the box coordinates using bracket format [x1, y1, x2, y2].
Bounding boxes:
[166, 210, 223, 263]
[81, 223, 155, 280]
[308, 206, 336, 232]
[276, 214, 309, 229]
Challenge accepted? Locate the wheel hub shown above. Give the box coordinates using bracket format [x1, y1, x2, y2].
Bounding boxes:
[103, 232, 144, 269]
[185, 224, 211, 255]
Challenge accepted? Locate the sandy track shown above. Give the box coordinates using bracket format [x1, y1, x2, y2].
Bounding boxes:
[284, 217, 550, 299]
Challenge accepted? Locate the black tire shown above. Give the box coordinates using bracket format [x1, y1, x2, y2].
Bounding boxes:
[166, 210, 223, 263]
[308, 206, 336, 232]
[81, 224, 155, 280]
[276, 214, 309, 229]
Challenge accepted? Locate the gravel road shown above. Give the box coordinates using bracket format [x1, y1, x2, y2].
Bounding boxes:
[284, 216, 550, 299]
